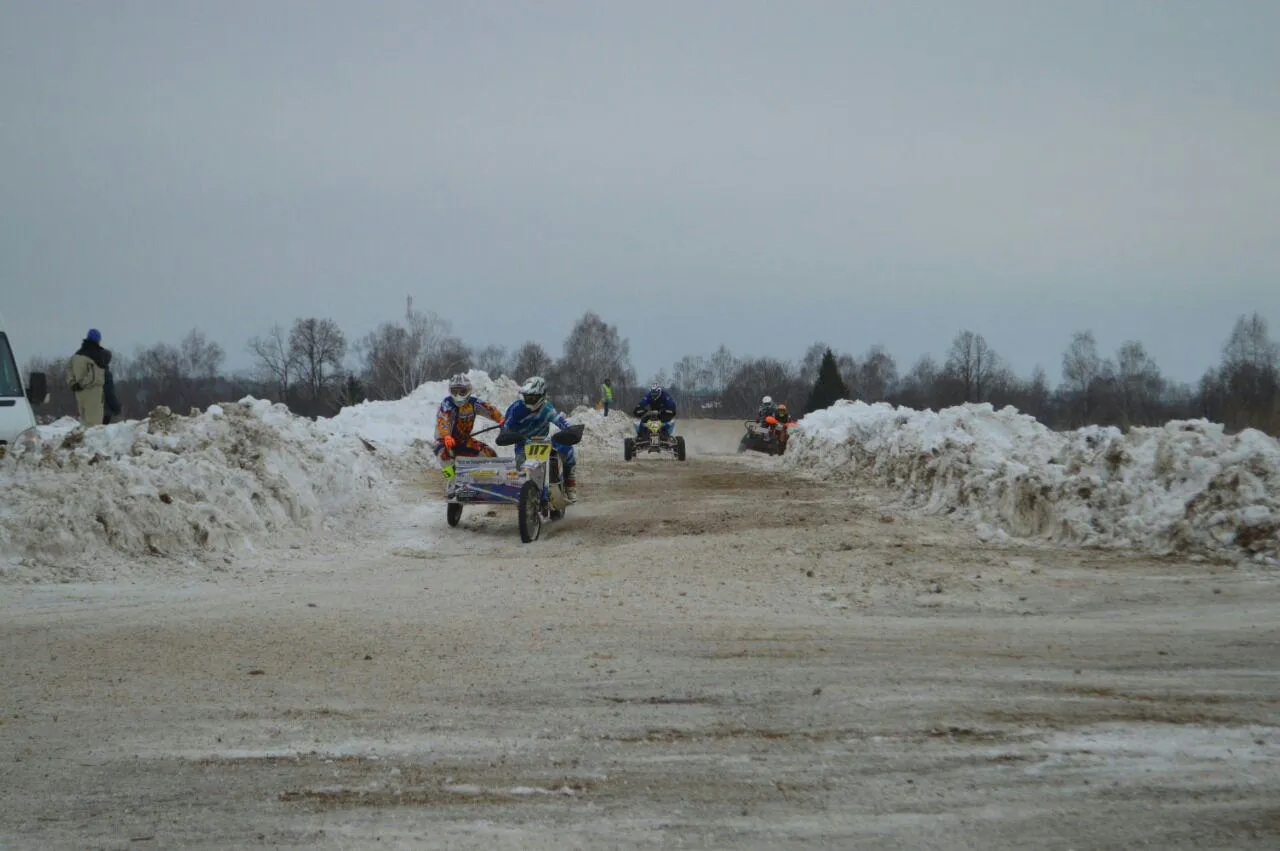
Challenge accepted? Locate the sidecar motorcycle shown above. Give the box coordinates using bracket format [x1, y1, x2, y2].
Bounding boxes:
[443, 423, 585, 543]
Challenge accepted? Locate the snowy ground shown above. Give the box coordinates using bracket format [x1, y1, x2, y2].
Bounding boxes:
[1, 391, 1278, 848]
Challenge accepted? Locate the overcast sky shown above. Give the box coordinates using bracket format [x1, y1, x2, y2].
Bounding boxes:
[2, 0, 1277, 387]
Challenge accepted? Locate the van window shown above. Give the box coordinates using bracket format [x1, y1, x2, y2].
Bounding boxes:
[0, 333, 24, 398]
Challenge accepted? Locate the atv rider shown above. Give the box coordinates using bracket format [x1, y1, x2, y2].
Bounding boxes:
[756, 395, 778, 425]
[770, 402, 794, 449]
[633, 384, 677, 443]
[503, 376, 579, 502]
[435, 374, 504, 460]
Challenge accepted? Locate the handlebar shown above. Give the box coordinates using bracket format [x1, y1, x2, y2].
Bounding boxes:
[495, 422, 585, 446]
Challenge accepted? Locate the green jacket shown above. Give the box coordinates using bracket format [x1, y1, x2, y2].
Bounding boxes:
[601, 383, 613, 402]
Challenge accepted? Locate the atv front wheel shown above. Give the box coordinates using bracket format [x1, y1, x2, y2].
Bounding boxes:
[446, 502, 462, 527]
[623, 437, 634, 461]
[675, 435, 687, 461]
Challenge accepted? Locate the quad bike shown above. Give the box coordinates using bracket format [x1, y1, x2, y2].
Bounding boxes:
[443, 423, 585, 543]
[624, 410, 686, 461]
[737, 416, 792, 456]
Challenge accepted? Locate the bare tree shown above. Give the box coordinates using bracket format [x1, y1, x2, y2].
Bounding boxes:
[511, 341, 553, 381]
[124, 342, 182, 387]
[405, 309, 471, 379]
[722, 357, 802, 418]
[357, 309, 469, 400]
[180, 328, 225, 381]
[124, 342, 184, 410]
[895, 355, 940, 410]
[473, 344, 510, 378]
[247, 323, 297, 402]
[1116, 341, 1162, 428]
[858, 345, 898, 402]
[1021, 365, 1053, 421]
[800, 343, 831, 386]
[1061, 330, 1106, 425]
[1218, 313, 1280, 432]
[290, 317, 347, 404]
[945, 330, 1000, 403]
[671, 354, 711, 395]
[707, 344, 737, 395]
[359, 323, 417, 400]
[553, 312, 636, 403]
[836, 352, 860, 397]
[434, 336, 471, 378]
[1223, 312, 1279, 371]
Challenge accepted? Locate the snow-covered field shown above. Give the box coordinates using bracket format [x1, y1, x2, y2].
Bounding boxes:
[790, 401, 1280, 564]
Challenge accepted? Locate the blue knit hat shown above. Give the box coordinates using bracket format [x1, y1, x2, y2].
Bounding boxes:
[87, 328, 102, 343]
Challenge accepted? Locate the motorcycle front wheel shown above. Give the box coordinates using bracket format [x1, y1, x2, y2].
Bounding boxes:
[518, 481, 543, 543]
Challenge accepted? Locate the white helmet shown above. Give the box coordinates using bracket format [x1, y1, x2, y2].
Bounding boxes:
[762, 395, 773, 405]
[449, 373, 472, 405]
[520, 376, 548, 412]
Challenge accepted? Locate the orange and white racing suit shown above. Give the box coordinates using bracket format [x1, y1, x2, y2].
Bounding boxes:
[435, 395, 504, 459]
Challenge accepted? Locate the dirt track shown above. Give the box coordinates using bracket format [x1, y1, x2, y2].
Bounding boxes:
[2, 420, 1278, 849]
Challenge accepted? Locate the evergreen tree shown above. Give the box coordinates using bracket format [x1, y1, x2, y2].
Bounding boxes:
[805, 348, 849, 413]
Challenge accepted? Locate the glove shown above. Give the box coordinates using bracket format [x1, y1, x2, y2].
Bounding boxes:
[443, 435, 456, 449]
[764, 416, 778, 426]
[70, 382, 84, 393]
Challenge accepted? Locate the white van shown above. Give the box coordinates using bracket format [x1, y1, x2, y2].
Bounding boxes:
[0, 312, 47, 458]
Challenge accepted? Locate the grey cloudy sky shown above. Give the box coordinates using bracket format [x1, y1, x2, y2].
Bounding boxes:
[3, 0, 1277, 387]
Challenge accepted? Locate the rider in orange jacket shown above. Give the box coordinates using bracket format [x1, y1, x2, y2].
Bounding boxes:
[435, 374, 504, 460]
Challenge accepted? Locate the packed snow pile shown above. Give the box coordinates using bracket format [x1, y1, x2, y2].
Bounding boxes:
[1, 399, 390, 577]
[320, 372, 521, 467]
[565, 406, 637, 458]
[319, 375, 610, 465]
[789, 401, 1280, 563]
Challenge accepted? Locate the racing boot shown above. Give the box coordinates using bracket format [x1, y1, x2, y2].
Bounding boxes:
[564, 463, 578, 503]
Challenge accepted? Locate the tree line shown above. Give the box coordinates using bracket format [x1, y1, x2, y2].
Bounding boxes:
[23, 306, 1280, 436]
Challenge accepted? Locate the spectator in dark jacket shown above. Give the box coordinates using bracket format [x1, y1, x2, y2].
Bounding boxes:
[66, 329, 110, 428]
[102, 349, 121, 425]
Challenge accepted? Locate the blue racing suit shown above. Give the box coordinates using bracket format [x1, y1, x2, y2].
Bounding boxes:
[502, 399, 577, 469]
[633, 390, 677, 439]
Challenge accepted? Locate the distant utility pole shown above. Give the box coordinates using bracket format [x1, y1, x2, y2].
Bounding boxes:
[406, 295, 413, 320]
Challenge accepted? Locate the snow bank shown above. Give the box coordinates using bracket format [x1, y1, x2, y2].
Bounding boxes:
[320, 375, 611, 464]
[789, 401, 1280, 563]
[1, 400, 389, 578]
[322, 372, 521, 456]
[564, 406, 638, 459]
[0, 370, 521, 579]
